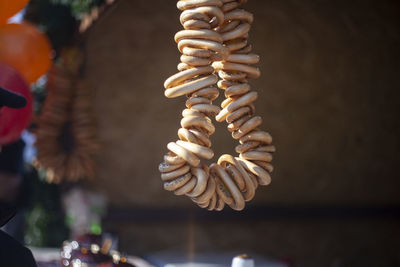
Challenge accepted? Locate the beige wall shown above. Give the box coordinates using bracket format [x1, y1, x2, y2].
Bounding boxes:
[83, 0, 400, 207]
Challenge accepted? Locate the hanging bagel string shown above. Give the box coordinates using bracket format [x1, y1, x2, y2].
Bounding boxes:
[34, 48, 98, 183]
[159, 0, 275, 211]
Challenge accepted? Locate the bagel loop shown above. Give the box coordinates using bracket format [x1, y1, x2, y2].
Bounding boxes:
[160, 0, 275, 211]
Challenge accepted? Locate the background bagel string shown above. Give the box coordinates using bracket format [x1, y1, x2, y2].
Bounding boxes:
[159, 0, 275, 211]
[34, 48, 98, 183]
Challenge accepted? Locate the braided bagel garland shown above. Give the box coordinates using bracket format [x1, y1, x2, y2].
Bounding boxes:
[34, 53, 98, 183]
[159, 0, 275, 211]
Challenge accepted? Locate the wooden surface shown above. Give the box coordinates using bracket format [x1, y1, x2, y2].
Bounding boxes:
[83, 0, 400, 207]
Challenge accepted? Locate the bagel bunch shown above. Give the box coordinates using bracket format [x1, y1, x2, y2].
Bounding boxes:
[34, 50, 98, 183]
[159, 0, 275, 211]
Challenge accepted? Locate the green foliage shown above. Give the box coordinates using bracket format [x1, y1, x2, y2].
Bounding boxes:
[24, 168, 69, 247]
[25, 0, 104, 49]
[31, 76, 47, 115]
[24, 0, 77, 51]
[25, 204, 47, 246]
[50, 0, 105, 18]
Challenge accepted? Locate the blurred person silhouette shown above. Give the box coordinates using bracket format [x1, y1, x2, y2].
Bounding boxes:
[0, 86, 37, 267]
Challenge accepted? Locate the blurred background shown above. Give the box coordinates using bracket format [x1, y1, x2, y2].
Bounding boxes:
[0, 0, 399, 266]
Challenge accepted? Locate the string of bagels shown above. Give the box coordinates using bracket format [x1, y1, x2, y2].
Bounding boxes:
[159, 0, 275, 211]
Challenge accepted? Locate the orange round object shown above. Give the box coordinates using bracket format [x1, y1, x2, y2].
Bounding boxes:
[0, 0, 29, 25]
[0, 23, 52, 83]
